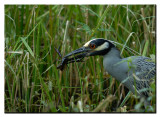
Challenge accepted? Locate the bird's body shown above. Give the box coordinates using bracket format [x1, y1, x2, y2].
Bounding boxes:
[57, 38, 155, 107]
[103, 47, 155, 97]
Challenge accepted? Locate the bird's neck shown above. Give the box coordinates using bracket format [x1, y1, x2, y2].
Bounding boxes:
[103, 47, 121, 61]
[103, 47, 122, 68]
[103, 47, 122, 75]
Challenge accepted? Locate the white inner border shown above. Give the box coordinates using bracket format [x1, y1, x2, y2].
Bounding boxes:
[1, 0, 159, 117]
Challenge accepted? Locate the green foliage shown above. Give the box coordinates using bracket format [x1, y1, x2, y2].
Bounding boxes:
[5, 5, 156, 112]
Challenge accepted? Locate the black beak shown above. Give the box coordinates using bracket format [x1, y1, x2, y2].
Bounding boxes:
[64, 47, 89, 58]
[57, 47, 90, 70]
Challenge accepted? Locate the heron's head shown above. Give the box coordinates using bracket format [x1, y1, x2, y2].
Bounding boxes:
[57, 38, 116, 70]
[65, 38, 115, 58]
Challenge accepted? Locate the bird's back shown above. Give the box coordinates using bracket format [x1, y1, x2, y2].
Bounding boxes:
[124, 56, 155, 97]
[103, 48, 155, 97]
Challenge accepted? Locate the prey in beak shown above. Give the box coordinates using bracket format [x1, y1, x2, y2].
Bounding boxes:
[56, 47, 91, 70]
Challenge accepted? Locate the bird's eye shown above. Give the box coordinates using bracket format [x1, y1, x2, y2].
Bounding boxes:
[89, 43, 96, 49]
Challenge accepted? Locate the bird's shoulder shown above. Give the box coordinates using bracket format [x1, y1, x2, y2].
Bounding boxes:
[124, 56, 155, 80]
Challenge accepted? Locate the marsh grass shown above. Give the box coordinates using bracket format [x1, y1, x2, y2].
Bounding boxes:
[5, 5, 156, 112]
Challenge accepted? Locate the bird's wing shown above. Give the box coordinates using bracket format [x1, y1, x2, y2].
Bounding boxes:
[126, 56, 155, 97]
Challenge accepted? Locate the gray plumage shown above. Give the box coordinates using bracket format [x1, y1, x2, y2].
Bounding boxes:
[103, 47, 155, 98]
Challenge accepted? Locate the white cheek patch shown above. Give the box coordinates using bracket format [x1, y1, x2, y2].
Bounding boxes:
[95, 42, 109, 51]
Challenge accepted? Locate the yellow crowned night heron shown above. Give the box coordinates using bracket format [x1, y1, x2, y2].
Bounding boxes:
[57, 38, 155, 107]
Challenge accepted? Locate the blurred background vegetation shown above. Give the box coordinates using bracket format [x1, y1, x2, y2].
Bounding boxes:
[5, 5, 156, 112]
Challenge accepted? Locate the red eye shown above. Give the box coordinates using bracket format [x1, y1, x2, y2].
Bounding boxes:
[89, 43, 96, 49]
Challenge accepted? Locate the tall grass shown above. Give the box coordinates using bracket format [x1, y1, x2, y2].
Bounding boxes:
[5, 5, 156, 112]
